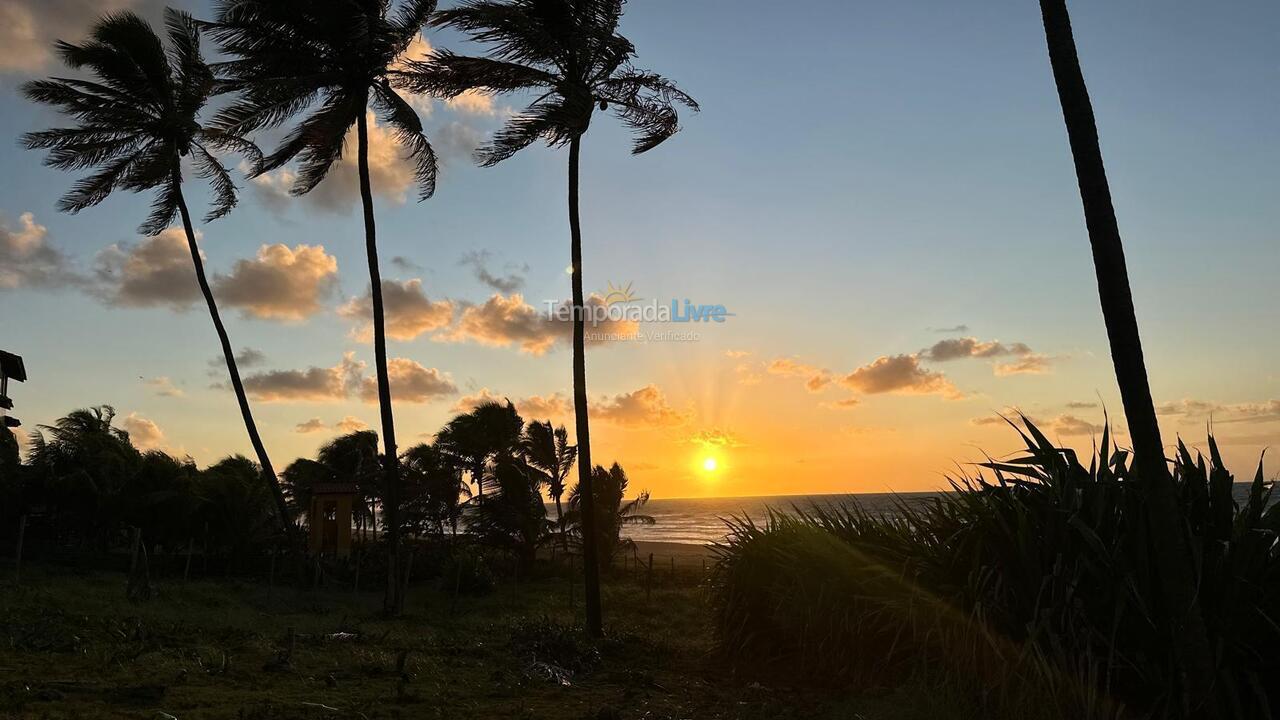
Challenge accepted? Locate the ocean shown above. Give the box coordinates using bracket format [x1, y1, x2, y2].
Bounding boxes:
[614, 484, 1270, 545]
[618, 492, 940, 545]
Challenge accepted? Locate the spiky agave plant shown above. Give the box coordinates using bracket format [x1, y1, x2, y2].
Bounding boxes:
[20, 11, 296, 539]
[711, 418, 1279, 719]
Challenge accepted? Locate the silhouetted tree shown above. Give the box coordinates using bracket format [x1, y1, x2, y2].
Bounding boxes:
[283, 430, 382, 537]
[401, 442, 469, 536]
[522, 420, 576, 549]
[20, 11, 293, 539]
[198, 455, 277, 568]
[567, 463, 651, 568]
[436, 401, 523, 500]
[208, 0, 439, 614]
[399, 0, 697, 636]
[470, 457, 549, 569]
[1036, 0, 1212, 706]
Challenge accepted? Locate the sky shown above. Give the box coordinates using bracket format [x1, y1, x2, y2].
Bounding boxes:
[1, 0, 1277, 499]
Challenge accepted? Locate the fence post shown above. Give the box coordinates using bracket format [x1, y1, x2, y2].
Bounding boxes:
[646, 552, 654, 603]
[14, 515, 27, 585]
[183, 537, 194, 583]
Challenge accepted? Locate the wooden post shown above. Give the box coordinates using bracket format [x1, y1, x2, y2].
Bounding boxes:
[670, 555, 675, 580]
[646, 552, 654, 603]
[183, 537, 194, 583]
[14, 515, 27, 584]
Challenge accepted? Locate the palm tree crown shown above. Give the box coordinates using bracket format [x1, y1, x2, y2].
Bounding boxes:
[398, 0, 698, 164]
[206, 0, 438, 195]
[21, 10, 259, 235]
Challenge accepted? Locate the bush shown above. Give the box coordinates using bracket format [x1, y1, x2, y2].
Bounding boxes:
[441, 548, 496, 596]
[711, 419, 1279, 719]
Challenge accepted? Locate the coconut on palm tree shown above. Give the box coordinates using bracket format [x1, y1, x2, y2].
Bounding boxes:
[397, 0, 697, 636]
[206, 0, 439, 614]
[1036, 0, 1212, 706]
[20, 11, 295, 540]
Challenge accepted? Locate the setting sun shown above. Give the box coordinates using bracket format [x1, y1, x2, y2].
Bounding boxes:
[702, 456, 718, 472]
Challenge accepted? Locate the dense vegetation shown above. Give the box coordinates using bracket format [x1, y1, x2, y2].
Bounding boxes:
[712, 420, 1278, 719]
[0, 401, 649, 583]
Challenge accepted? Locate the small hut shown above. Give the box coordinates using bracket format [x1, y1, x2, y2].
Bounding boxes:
[307, 482, 357, 558]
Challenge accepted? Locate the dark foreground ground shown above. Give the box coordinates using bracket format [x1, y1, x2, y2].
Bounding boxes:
[0, 563, 958, 720]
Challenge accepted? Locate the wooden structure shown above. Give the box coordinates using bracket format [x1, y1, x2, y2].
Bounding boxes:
[307, 482, 357, 558]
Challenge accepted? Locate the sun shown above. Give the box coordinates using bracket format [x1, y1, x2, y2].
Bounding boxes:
[702, 456, 718, 473]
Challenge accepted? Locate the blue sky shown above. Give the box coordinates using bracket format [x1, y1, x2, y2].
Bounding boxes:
[2, 0, 1277, 497]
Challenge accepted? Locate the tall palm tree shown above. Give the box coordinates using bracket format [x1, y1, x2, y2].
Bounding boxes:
[435, 400, 524, 501]
[522, 419, 576, 548]
[20, 11, 295, 540]
[1036, 0, 1211, 706]
[398, 0, 697, 636]
[207, 0, 439, 614]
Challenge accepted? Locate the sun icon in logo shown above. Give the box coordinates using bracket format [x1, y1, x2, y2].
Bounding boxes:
[602, 281, 639, 306]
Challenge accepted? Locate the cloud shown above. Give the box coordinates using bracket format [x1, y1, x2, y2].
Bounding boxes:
[93, 229, 200, 310]
[930, 324, 970, 334]
[839, 354, 962, 399]
[724, 350, 751, 359]
[213, 244, 338, 321]
[433, 121, 486, 164]
[295, 418, 327, 434]
[120, 412, 168, 451]
[822, 397, 862, 410]
[250, 113, 417, 213]
[994, 354, 1052, 376]
[242, 353, 365, 403]
[519, 392, 572, 419]
[446, 89, 497, 116]
[0, 212, 82, 289]
[144, 376, 184, 398]
[443, 293, 637, 355]
[295, 415, 370, 434]
[1066, 401, 1098, 410]
[1047, 414, 1107, 437]
[210, 347, 267, 370]
[450, 387, 570, 418]
[0, 0, 159, 72]
[766, 357, 832, 393]
[922, 337, 1034, 362]
[593, 385, 688, 427]
[460, 250, 526, 293]
[338, 279, 455, 342]
[1155, 398, 1227, 417]
[390, 256, 422, 274]
[360, 358, 457, 404]
[689, 428, 745, 450]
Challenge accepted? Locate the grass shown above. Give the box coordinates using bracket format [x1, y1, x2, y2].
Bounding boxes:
[0, 563, 961, 720]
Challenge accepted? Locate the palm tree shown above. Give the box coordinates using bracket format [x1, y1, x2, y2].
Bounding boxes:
[207, 0, 439, 614]
[1036, 0, 1212, 705]
[401, 442, 470, 536]
[19, 12, 295, 540]
[398, 0, 697, 636]
[522, 420, 576, 549]
[436, 400, 524, 501]
[567, 462, 652, 568]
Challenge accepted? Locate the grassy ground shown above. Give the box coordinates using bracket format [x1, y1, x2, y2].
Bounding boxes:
[0, 563, 960, 719]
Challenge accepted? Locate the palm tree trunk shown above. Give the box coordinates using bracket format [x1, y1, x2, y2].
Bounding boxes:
[356, 111, 403, 616]
[172, 166, 293, 541]
[554, 494, 567, 552]
[1037, 0, 1212, 707]
[568, 135, 603, 637]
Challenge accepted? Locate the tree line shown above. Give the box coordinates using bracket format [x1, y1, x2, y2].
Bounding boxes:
[0, 400, 653, 579]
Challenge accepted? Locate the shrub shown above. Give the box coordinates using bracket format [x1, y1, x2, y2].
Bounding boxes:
[711, 419, 1278, 719]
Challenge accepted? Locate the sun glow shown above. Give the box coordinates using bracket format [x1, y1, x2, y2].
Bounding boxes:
[702, 456, 718, 472]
